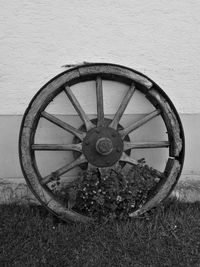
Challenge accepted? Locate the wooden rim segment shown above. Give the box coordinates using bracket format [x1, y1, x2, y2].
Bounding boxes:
[19, 63, 185, 223]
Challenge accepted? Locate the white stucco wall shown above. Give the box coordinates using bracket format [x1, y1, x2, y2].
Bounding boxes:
[0, 0, 200, 115]
[0, 0, 200, 181]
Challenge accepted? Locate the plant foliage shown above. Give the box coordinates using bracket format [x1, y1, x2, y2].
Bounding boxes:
[52, 161, 161, 221]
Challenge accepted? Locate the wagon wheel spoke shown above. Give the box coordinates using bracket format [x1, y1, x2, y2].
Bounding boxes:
[123, 141, 169, 151]
[19, 63, 184, 223]
[87, 163, 97, 172]
[96, 76, 104, 127]
[41, 154, 87, 185]
[120, 109, 161, 139]
[119, 153, 164, 179]
[98, 167, 111, 177]
[119, 152, 139, 166]
[41, 111, 85, 140]
[64, 86, 95, 131]
[32, 143, 82, 152]
[110, 82, 136, 129]
[86, 164, 110, 177]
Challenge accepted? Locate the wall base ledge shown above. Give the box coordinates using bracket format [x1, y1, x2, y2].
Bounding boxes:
[0, 175, 200, 205]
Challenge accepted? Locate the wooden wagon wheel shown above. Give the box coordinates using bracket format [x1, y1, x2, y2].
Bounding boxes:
[19, 63, 184, 223]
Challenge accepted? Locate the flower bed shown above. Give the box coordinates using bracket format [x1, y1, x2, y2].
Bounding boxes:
[52, 161, 161, 221]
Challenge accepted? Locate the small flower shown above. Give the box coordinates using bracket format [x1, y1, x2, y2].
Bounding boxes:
[116, 195, 122, 202]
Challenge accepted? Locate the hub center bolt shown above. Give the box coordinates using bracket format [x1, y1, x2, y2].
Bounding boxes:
[95, 137, 113, 155]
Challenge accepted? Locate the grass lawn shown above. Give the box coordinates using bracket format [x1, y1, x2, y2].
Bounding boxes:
[0, 199, 200, 267]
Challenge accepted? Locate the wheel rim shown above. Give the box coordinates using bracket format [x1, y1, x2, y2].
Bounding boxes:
[19, 63, 185, 223]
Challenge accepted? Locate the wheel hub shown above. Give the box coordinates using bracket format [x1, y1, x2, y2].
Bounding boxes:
[96, 137, 113, 155]
[82, 126, 123, 167]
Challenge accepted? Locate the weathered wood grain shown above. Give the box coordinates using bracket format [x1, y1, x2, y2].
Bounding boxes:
[96, 76, 104, 127]
[32, 143, 82, 151]
[19, 63, 184, 223]
[120, 109, 161, 138]
[64, 85, 94, 130]
[123, 141, 169, 150]
[78, 65, 153, 88]
[110, 82, 136, 129]
[148, 88, 183, 157]
[41, 111, 85, 140]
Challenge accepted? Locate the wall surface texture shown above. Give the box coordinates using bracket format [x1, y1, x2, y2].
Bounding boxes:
[0, 0, 200, 182]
